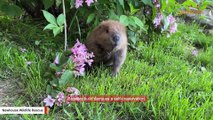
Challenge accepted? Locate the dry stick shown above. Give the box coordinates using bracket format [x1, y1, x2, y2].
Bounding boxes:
[62, 0, 67, 51]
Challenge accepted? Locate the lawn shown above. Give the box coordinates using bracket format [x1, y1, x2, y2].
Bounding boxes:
[0, 18, 212, 119]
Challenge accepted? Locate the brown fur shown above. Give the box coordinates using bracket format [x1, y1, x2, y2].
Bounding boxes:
[85, 20, 128, 76]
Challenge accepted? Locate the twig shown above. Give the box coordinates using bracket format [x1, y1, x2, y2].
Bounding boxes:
[62, 0, 67, 51]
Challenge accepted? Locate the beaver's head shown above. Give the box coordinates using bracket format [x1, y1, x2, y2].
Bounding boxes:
[93, 20, 127, 51]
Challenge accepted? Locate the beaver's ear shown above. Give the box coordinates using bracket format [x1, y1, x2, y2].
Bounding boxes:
[102, 25, 109, 33]
[105, 26, 109, 33]
[99, 24, 109, 33]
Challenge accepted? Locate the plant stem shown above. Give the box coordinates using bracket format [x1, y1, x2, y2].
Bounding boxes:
[62, 0, 67, 51]
[68, 10, 78, 31]
[75, 16, 81, 41]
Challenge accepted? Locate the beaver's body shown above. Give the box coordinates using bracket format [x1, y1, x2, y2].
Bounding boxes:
[85, 20, 128, 76]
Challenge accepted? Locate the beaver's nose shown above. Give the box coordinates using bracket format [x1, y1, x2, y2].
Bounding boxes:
[113, 34, 120, 43]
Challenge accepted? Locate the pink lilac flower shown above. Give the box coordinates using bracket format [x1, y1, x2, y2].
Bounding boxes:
[169, 23, 177, 33]
[66, 87, 80, 95]
[74, 66, 85, 76]
[54, 55, 60, 64]
[85, 0, 95, 6]
[20, 48, 27, 52]
[43, 95, 55, 107]
[192, 49, 198, 56]
[65, 87, 80, 104]
[55, 92, 65, 106]
[153, 13, 163, 27]
[167, 14, 175, 24]
[156, 4, 160, 8]
[85, 56, 94, 66]
[152, 0, 160, 9]
[75, 0, 83, 8]
[66, 87, 73, 93]
[70, 39, 94, 76]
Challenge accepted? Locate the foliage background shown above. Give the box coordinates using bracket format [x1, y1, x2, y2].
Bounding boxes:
[0, 0, 213, 119]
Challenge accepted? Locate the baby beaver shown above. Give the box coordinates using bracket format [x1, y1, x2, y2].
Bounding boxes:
[85, 20, 128, 76]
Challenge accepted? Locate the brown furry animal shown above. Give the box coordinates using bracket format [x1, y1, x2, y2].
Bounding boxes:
[85, 20, 128, 76]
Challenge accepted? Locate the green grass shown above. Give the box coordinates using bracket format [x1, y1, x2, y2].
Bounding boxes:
[0, 19, 212, 120]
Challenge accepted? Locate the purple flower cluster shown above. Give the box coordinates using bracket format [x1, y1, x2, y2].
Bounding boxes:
[65, 87, 80, 104]
[66, 87, 80, 95]
[167, 14, 175, 24]
[43, 87, 80, 107]
[167, 14, 177, 34]
[153, 13, 163, 27]
[153, 0, 161, 10]
[152, 0, 163, 28]
[75, 0, 97, 8]
[43, 95, 55, 107]
[70, 39, 94, 76]
[55, 92, 64, 106]
[152, 0, 177, 35]
[153, 13, 178, 35]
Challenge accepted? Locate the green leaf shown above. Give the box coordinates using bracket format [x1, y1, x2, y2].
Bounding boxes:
[109, 10, 119, 20]
[0, 2, 23, 17]
[60, 26, 64, 32]
[116, 1, 124, 15]
[182, 0, 197, 10]
[129, 3, 140, 15]
[128, 30, 137, 45]
[50, 63, 59, 71]
[118, 0, 125, 9]
[57, 14, 65, 26]
[130, 35, 137, 45]
[42, 0, 54, 9]
[53, 27, 62, 37]
[35, 40, 40, 45]
[59, 70, 73, 87]
[87, 13, 95, 24]
[42, 10, 57, 25]
[141, 0, 153, 7]
[56, 0, 62, 7]
[200, 1, 212, 10]
[46, 85, 52, 94]
[131, 16, 146, 31]
[69, 0, 75, 8]
[50, 79, 58, 88]
[128, 16, 137, 27]
[44, 23, 57, 30]
[161, 0, 167, 11]
[162, 16, 169, 32]
[119, 15, 129, 26]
